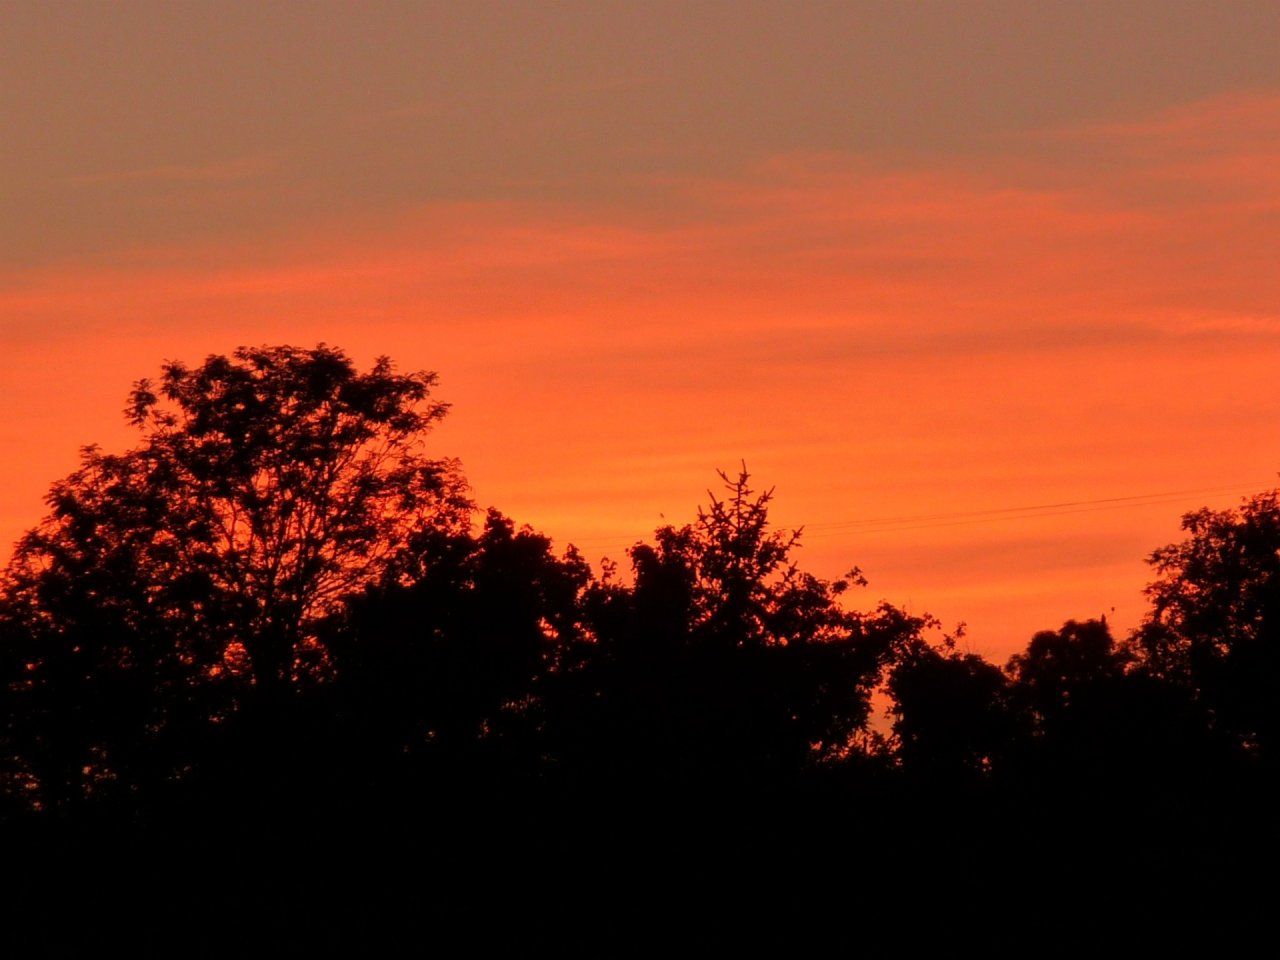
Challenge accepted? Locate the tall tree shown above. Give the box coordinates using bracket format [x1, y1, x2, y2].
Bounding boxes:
[0, 344, 469, 807]
[554, 467, 927, 781]
[1133, 488, 1280, 760]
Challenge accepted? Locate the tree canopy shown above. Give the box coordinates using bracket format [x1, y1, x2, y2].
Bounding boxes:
[0, 344, 1275, 952]
[1134, 488, 1280, 760]
[0, 345, 470, 807]
[549, 466, 928, 781]
[6, 345, 468, 691]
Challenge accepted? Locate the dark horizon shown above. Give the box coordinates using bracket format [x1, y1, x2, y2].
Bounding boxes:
[2, 344, 1276, 951]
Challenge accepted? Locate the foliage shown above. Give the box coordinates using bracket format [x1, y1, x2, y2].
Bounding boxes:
[1133, 489, 1280, 758]
[555, 466, 928, 778]
[8, 344, 468, 687]
[334, 509, 592, 761]
[0, 344, 469, 807]
[886, 632, 1015, 776]
[1006, 619, 1131, 726]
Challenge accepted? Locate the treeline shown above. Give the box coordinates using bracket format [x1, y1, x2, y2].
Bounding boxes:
[1, 346, 1275, 952]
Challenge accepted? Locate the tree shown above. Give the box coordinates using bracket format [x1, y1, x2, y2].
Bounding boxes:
[886, 633, 1016, 778]
[0, 344, 469, 807]
[552, 466, 928, 781]
[1006, 620, 1130, 727]
[1004, 618, 1217, 786]
[1133, 488, 1280, 760]
[333, 508, 591, 769]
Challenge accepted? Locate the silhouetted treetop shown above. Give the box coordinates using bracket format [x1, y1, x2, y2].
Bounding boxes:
[626, 465, 868, 651]
[4, 344, 470, 701]
[1134, 488, 1280, 759]
[887, 632, 1016, 777]
[549, 466, 929, 777]
[1007, 619, 1130, 718]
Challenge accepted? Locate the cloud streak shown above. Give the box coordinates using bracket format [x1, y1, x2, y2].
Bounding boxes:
[67, 152, 283, 186]
[2, 90, 1278, 656]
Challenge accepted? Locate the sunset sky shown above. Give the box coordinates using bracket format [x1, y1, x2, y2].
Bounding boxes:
[3, 0, 1278, 661]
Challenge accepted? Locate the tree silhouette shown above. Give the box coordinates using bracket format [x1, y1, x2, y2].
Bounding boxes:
[1133, 489, 1280, 761]
[1, 382, 1273, 951]
[1002, 619, 1134, 779]
[1007, 619, 1129, 726]
[0, 344, 469, 808]
[886, 633, 1017, 778]
[551, 466, 927, 782]
[332, 508, 591, 778]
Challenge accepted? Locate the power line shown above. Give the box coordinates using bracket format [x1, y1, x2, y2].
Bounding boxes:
[800, 482, 1269, 538]
[553, 480, 1272, 552]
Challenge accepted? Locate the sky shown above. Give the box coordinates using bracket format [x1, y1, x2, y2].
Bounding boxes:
[3, 0, 1279, 662]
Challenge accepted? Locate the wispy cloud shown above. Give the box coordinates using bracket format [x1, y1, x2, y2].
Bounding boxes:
[1043, 91, 1280, 145]
[68, 152, 284, 187]
[4, 90, 1280, 657]
[382, 74, 659, 120]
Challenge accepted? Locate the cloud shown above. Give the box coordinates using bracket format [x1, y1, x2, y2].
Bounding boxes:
[1044, 90, 1280, 146]
[67, 152, 283, 187]
[10, 89, 1279, 349]
[4, 89, 1280, 657]
[7, 91, 1280, 408]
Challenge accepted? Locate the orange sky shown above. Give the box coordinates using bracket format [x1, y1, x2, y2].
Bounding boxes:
[3, 2, 1278, 662]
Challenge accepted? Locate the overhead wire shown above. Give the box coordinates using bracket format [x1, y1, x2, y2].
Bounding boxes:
[553, 480, 1274, 555]
[799, 482, 1269, 538]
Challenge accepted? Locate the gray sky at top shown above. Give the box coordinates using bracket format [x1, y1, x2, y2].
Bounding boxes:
[4, 1, 1279, 267]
